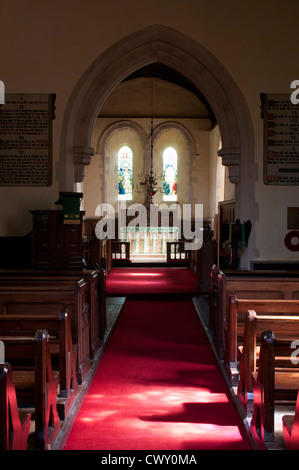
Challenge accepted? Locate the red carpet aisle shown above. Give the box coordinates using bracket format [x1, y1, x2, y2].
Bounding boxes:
[105, 267, 199, 295]
[63, 270, 252, 450]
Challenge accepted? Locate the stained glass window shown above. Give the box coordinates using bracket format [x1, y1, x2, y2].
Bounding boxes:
[163, 147, 177, 201]
[118, 146, 133, 201]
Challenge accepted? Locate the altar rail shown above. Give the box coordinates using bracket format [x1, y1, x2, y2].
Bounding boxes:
[111, 241, 130, 263]
[167, 242, 189, 262]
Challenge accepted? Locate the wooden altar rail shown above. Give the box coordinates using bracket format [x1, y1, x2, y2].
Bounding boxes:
[111, 241, 130, 261]
[166, 242, 189, 262]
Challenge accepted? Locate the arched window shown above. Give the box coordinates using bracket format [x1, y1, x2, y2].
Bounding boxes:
[163, 147, 177, 201]
[118, 146, 133, 200]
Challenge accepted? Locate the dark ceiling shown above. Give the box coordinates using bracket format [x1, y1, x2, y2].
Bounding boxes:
[123, 62, 217, 126]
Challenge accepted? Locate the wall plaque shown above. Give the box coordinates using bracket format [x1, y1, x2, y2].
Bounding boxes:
[0, 93, 55, 186]
[261, 92, 299, 185]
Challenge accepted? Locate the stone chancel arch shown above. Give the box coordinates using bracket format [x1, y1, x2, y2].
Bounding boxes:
[61, 24, 255, 268]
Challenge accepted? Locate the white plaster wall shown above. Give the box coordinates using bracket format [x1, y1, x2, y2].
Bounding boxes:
[84, 77, 212, 220]
[0, 0, 298, 261]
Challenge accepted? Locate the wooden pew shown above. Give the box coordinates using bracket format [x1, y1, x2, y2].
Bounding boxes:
[97, 265, 107, 341]
[209, 266, 299, 357]
[209, 264, 219, 343]
[51, 269, 107, 348]
[189, 224, 217, 293]
[88, 235, 112, 274]
[282, 388, 299, 450]
[0, 363, 31, 450]
[0, 268, 107, 357]
[0, 329, 61, 450]
[238, 310, 299, 439]
[0, 278, 90, 384]
[238, 311, 299, 414]
[225, 296, 299, 384]
[250, 329, 299, 449]
[31, 270, 102, 358]
[0, 310, 78, 420]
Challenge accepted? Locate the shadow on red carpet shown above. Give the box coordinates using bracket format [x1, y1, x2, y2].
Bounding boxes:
[106, 267, 199, 295]
[63, 282, 252, 450]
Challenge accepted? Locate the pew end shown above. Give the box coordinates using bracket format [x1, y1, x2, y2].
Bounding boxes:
[0, 310, 79, 422]
[1, 329, 61, 450]
[225, 296, 299, 387]
[0, 363, 31, 450]
[282, 388, 299, 450]
[249, 329, 299, 449]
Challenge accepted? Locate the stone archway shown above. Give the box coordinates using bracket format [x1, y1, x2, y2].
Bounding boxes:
[97, 120, 148, 208]
[60, 24, 256, 268]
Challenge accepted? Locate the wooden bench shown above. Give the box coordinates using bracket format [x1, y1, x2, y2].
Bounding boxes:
[0, 310, 78, 420]
[235, 310, 299, 447]
[250, 329, 299, 449]
[0, 363, 31, 450]
[0, 268, 107, 357]
[30, 270, 102, 358]
[225, 296, 299, 384]
[237, 311, 299, 415]
[0, 278, 90, 384]
[282, 388, 299, 450]
[38, 269, 107, 350]
[189, 224, 217, 293]
[0, 329, 61, 450]
[209, 266, 299, 356]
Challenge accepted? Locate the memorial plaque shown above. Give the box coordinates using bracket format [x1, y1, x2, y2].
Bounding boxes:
[261, 92, 299, 185]
[0, 93, 55, 186]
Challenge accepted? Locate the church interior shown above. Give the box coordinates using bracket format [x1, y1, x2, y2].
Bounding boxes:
[1, 0, 299, 452]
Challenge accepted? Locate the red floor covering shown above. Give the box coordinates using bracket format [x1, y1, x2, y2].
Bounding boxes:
[106, 267, 199, 295]
[63, 287, 252, 450]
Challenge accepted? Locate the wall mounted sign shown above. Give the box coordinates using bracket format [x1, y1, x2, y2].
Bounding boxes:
[0, 93, 55, 186]
[261, 93, 299, 185]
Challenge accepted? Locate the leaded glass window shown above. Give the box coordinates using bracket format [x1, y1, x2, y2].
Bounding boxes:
[118, 146, 133, 201]
[163, 147, 177, 201]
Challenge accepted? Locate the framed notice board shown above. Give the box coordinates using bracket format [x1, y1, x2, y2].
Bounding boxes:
[261, 92, 299, 185]
[0, 93, 55, 186]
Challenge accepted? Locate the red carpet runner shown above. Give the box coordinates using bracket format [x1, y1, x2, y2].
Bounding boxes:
[104, 267, 199, 295]
[63, 268, 251, 450]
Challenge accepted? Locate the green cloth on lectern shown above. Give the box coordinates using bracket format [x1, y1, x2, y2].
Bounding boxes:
[63, 197, 80, 224]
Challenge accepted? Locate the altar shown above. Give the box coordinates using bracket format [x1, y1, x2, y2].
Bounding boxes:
[119, 226, 179, 262]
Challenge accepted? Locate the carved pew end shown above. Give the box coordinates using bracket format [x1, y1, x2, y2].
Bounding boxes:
[282, 390, 299, 450]
[0, 363, 31, 450]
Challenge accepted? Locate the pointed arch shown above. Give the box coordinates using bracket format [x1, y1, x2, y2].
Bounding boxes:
[60, 24, 256, 267]
[98, 121, 148, 157]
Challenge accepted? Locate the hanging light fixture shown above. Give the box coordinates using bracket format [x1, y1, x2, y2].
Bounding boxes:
[133, 118, 163, 204]
[133, 79, 163, 205]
